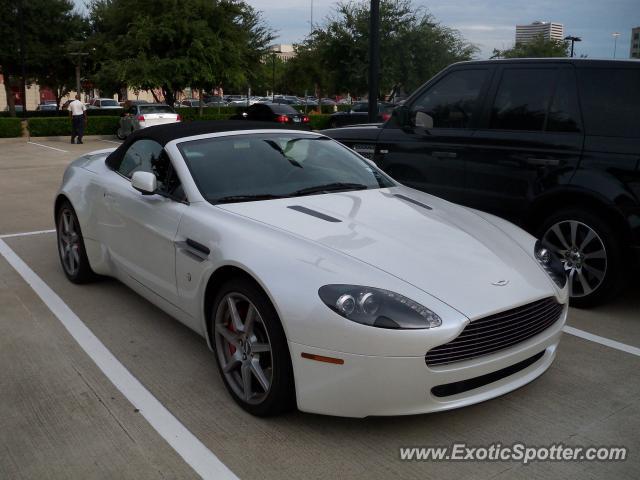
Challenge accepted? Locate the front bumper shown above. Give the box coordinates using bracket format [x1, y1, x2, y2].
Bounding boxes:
[289, 306, 566, 417]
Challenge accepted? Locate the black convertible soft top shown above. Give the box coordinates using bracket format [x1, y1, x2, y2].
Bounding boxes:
[105, 120, 303, 169]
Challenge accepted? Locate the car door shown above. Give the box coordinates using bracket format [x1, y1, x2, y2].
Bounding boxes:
[98, 139, 187, 304]
[464, 64, 584, 223]
[376, 67, 493, 203]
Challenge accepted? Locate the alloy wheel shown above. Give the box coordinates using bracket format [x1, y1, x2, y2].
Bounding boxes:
[542, 220, 607, 298]
[58, 208, 81, 276]
[214, 293, 274, 405]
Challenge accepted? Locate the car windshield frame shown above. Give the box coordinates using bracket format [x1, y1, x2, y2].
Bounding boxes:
[176, 133, 395, 205]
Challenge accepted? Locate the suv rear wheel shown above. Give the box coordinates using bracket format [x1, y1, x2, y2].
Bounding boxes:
[537, 208, 625, 308]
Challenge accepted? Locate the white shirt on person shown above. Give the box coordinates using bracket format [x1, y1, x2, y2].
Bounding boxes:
[69, 99, 86, 116]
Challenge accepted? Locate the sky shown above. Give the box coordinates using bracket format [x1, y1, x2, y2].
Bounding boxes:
[73, 0, 639, 59]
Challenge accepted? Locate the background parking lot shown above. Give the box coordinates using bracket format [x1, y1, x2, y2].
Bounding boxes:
[1, 137, 639, 479]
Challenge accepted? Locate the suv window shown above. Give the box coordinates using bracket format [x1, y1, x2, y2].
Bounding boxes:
[546, 69, 581, 133]
[490, 68, 556, 131]
[578, 68, 640, 138]
[412, 69, 489, 129]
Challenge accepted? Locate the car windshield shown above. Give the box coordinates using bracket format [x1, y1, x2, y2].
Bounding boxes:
[101, 100, 119, 106]
[178, 134, 394, 204]
[139, 105, 174, 114]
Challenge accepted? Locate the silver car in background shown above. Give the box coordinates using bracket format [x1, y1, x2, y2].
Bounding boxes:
[117, 103, 180, 139]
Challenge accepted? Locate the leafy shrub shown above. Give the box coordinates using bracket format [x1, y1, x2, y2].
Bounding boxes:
[28, 116, 120, 137]
[308, 114, 332, 130]
[0, 118, 23, 137]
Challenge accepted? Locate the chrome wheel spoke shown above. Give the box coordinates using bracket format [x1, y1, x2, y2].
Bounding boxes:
[250, 358, 270, 392]
[226, 297, 244, 331]
[569, 221, 578, 247]
[241, 363, 253, 401]
[215, 323, 241, 347]
[223, 358, 242, 374]
[580, 229, 596, 250]
[244, 306, 256, 336]
[583, 264, 605, 281]
[577, 270, 593, 295]
[584, 249, 606, 260]
[250, 342, 271, 353]
[567, 269, 575, 297]
[551, 224, 570, 250]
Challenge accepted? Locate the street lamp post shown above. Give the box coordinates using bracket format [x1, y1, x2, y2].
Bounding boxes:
[564, 35, 582, 58]
[612, 32, 621, 58]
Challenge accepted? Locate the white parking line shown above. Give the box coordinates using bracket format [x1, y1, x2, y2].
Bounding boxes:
[563, 326, 640, 357]
[100, 139, 122, 145]
[0, 229, 56, 239]
[0, 239, 238, 480]
[27, 141, 68, 153]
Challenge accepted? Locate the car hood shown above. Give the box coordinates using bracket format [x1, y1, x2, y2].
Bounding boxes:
[219, 187, 556, 319]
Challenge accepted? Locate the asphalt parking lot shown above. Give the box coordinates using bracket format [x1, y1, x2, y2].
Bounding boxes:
[1, 136, 639, 479]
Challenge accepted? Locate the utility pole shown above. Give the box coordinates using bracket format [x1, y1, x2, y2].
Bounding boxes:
[367, 0, 380, 123]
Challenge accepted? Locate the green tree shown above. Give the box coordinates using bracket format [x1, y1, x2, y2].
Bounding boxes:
[87, 0, 274, 107]
[0, 0, 86, 115]
[282, 0, 477, 98]
[491, 35, 569, 59]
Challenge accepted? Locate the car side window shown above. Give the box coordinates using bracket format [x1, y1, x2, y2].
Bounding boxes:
[412, 69, 489, 129]
[118, 139, 164, 179]
[546, 69, 581, 133]
[489, 68, 556, 131]
[578, 68, 640, 138]
[118, 140, 185, 201]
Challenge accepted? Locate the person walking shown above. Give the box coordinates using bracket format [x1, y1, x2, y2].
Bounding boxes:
[68, 94, 87, 144]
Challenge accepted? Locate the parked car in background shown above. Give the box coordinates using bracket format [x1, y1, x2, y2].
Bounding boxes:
[4, 105, 24, 112]
[320, 98, 337, 106]
[180, 99, 205, 108]
[328, 102, 393, 128]
[234, 103, 309, 126]
[322, 59, 640, 307]
[117, 103, 180, 139]
[88, 98, 122, 109]
[36, 103, 58, 111]
[204, 95, 227, 107]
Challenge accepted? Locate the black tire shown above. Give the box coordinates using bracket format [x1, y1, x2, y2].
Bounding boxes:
[536, 208, 625, 308]
[56, 200, 96, 284]
[116, 126, 126, 140]
[328, 119, 338, 129]
[211, 277, 295, 416]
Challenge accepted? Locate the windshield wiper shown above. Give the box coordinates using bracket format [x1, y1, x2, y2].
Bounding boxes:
[212, 194, 288, 204]
[289, 182, 369, 197]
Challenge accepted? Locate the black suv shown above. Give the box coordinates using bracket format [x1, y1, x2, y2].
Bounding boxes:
[322, 59, 640, 307]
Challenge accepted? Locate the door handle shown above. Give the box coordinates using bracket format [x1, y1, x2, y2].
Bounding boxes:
[523, 157, 560, 166]
[432, 151, 457, 159]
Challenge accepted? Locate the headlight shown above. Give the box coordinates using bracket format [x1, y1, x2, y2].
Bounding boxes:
[318, 284, 442, 329]
[534, 240, 567, 289]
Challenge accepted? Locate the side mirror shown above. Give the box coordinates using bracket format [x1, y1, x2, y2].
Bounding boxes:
[392, 105, 410, 127]
[414, 111, 434, 129]
[131, 171, 157, 195]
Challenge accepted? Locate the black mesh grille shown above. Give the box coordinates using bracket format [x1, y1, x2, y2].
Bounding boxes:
[425, 297, 563, 366]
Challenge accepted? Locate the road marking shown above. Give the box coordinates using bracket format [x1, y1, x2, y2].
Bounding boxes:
[27, 141, 68, 153]
[101, 139, 122, 145]
[563, 326, 640, 357]
[0, 229, 56, 239]
[0, 239, 238, 480]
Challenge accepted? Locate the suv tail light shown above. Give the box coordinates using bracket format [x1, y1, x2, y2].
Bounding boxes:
[137, 115, 145, 121]
[302, 115, 310, 123]
[381, 112, 391, 121]
[276, 115, 289, 123]
[176, 114, 182, 122]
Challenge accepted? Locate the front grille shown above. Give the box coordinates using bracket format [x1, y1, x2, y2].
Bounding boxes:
[425, 297, 563, 366]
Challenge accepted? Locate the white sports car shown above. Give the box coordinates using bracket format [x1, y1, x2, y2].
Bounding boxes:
[55, 121, 568, 417]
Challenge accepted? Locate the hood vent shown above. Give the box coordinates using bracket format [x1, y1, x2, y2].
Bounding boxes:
[394, 194, 433, 211]
[287, 205, 342, 223]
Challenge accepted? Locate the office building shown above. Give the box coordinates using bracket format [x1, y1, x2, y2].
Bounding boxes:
[516, 21, 564, 44]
